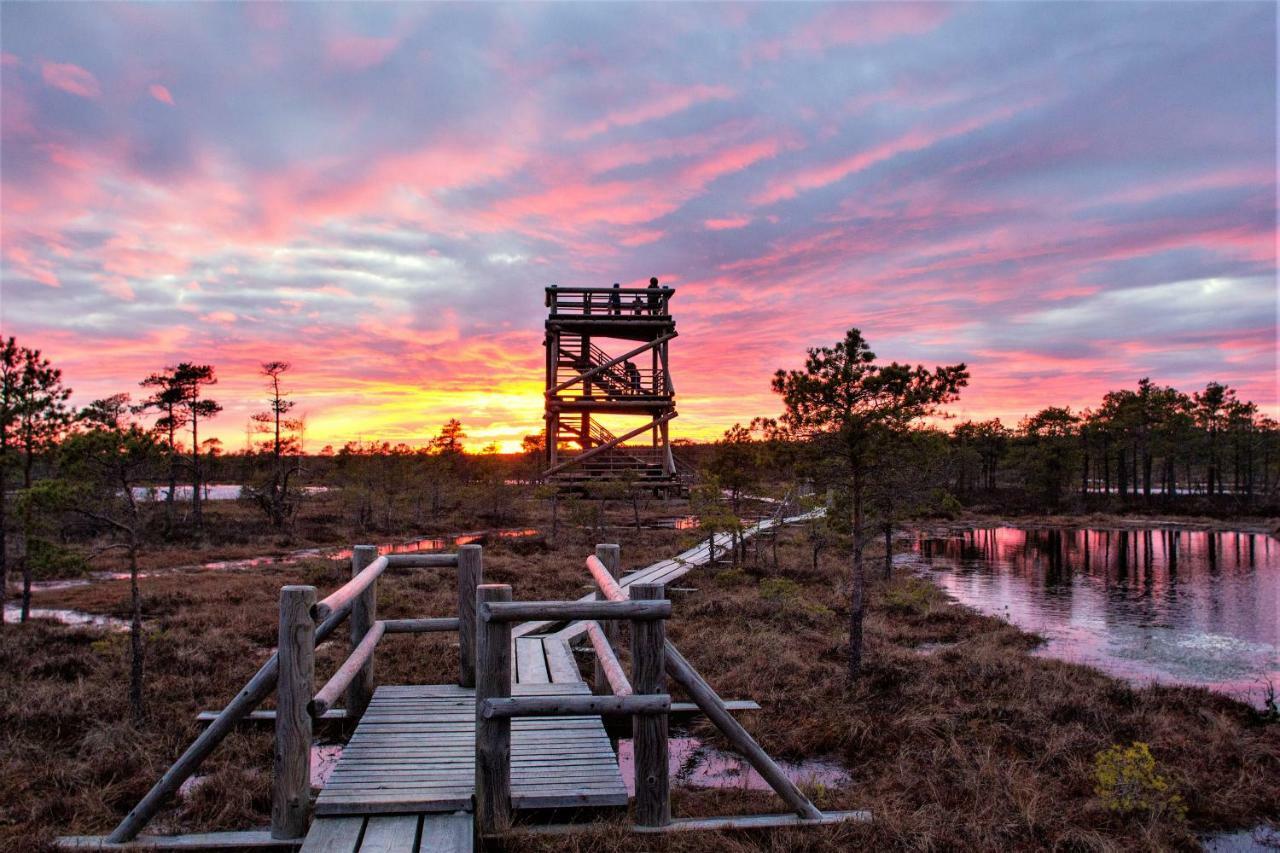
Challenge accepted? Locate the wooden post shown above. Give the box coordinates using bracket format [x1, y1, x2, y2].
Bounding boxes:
[594, 544, 622, 694]
[630, 583, 670, 827]
[475, 584, 512, 835]
[346, 545, 378, 719]
[457, 544, 483, 687]
[272, 585, 315, 840]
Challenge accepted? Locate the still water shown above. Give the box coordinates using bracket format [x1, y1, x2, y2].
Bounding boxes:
[906, 527, 1279, 706]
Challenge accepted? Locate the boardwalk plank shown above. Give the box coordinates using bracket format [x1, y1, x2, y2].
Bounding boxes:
[299, 817, 365, 853]
[357, 816, 419, 853]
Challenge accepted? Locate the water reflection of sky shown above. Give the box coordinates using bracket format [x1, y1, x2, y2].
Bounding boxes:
[908, 528, 1280, 706]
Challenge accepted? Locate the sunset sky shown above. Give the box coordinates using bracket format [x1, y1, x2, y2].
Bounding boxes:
[1, 2, 1275, 453]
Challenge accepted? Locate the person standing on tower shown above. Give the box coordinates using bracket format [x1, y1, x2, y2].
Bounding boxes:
[608, 282, 622, 315]
[647, 276, 661, 313]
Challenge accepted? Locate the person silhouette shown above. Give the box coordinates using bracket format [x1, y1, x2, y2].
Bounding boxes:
[647, 276, 661, 313]
[608, 282, 621, 315]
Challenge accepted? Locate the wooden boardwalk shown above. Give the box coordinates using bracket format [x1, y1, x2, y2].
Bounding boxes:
[314, 683, 626, 817]
[72, 511, 843, 852]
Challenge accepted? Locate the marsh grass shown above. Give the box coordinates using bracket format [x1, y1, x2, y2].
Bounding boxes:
[2, 505, 1277, 852]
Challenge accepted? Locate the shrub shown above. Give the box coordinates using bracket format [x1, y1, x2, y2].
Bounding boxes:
[758, 577, 802, 601]
[1093, 741, 1186, 820]
[881, 577, 936, 614]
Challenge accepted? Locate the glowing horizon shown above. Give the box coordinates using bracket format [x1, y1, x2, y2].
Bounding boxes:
[2, 3, 1275, 453]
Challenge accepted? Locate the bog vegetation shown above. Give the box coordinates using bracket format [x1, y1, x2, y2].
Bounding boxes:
[1, 329, 1277, 849]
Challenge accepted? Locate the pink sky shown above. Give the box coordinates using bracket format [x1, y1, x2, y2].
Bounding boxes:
[1, 3, 1275, 451]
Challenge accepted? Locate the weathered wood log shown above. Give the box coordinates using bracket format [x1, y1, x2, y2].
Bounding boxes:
[586, 621, 632, 697]
[315, 554, 388, 622]
[592, 545, 623, 693]
[384, 553, 459, 568]
[664, 642, 821, 820]
[310, 620, 385, 719]
[272, 586, 315, 840]
[474, 584, 512, 835]
[631, 584, 670, 827]
[346, 546, 378, 719]
[482, 599, 669, 623]
[480, 694, 668, 719]
[380, 617, 459, 634]
[586, 553, 625, 602]
[457, 544, 482, 687]
[106, 602, 350, 843]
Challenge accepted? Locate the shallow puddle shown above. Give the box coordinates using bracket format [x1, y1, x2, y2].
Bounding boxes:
[1202, 824, 1280, 851]
[3, 605, 129, 631]
[25, 526, 542, 590]
[616, 735, 849, 794]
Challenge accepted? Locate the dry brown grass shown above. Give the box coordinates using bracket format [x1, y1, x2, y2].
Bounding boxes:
[2, 504, 1277, 852]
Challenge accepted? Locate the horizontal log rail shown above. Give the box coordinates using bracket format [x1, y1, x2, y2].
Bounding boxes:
[480, 694, 670, 719]
[585, 620, 632, 696]
[481, 599, 671, 623]
[310, 620, 386, 718]
[381, 617, 460, 633]
[313, 554, 388, 623]
[386, 553, 460, 568]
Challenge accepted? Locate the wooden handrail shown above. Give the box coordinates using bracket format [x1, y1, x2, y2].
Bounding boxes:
[106, 599, 350, 843]
[310, 620, 386, 718]
[386, 553, 459, 568]
[382, 617, 459, 633]
[481, 694, 668, 719]
[586, 554, 626, 602]
[586, 621, 632, 696]
[313, 554, 388, 622]
[480, 599, 670, 623]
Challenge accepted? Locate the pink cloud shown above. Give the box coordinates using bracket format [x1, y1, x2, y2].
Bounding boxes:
[149, 84, 175, 105]
[567, 84, 734, 141]
[326, 35, 399, 71]
[747, 4, 950, 63]
[620, 230, 664, 247]
[752, 102, 1034, 205]
[705, 217, 751, 230]
[41, 61, 101, 98]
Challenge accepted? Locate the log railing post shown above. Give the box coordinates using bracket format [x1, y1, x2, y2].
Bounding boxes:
[475, 584, 513, 835]
[457, 544, 483, 688]
[346, 545, 378, 719]
[594, 544, 622, 694]
[272, 585, 315, 840]
[630, 583, 670, 827]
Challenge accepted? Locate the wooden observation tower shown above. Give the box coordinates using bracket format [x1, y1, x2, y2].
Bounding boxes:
[543, 279, 679, 491]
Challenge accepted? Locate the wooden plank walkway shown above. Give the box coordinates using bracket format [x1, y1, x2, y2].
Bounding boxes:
[313, 683, 627, 818]
[301, 812, 470, 853]
[513, 510, 822, 646]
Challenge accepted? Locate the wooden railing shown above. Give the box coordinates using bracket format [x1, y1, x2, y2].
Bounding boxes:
[105, 544, 483, 844]
[546, 285, 673, 318]
[581, 548, 824, 823]
[474, 582, 674, 833]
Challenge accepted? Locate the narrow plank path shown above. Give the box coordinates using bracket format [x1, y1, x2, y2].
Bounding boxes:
[314, 683, 626, 817]
[301, 507, 820, 852]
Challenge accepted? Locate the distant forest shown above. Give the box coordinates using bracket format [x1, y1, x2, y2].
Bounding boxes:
[3, 335, 1277, 605]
